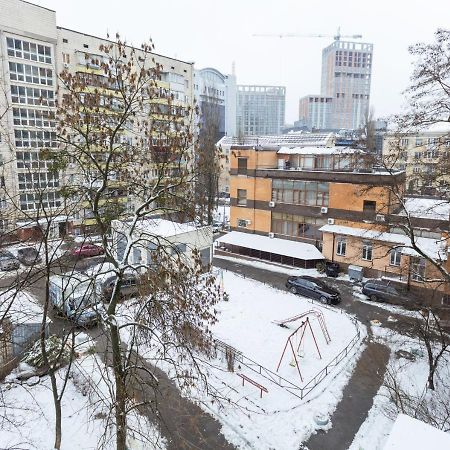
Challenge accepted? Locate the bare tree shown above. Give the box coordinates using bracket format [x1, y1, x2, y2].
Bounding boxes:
[55, 36, 221, 449]
[196, 100, 223, 225]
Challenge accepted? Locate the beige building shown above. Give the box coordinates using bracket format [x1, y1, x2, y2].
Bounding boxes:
[382, 123, 450, 194]
[0, 0, 194, 240]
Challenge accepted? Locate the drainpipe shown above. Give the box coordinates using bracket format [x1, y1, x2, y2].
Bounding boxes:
[331, 233, 335, 263]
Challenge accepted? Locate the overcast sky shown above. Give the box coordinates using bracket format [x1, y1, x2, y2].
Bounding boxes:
[33, 0, 449, 123]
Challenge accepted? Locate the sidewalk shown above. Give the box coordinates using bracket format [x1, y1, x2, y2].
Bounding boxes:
[305, 340, 390, 450]
[214, 256, 393, 450]
[93, 334, 237, 450]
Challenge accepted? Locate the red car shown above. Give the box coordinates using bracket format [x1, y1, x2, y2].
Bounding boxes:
[71, 244, 104, 258]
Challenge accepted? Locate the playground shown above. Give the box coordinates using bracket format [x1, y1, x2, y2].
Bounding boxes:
[214, 270, 360, 388]
[200, 270, 364, 449]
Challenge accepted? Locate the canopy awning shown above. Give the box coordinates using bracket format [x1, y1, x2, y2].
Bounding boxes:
[216, 231, 324, 261]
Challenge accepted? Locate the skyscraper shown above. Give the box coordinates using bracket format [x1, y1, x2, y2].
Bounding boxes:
[299, 39, 373, 131]
[237, 85, 286, 136]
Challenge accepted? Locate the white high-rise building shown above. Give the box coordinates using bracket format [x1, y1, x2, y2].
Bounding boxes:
[237, 85, 286, 136]
[0, 0, 194, 239]
[299, 39, 373, 131]
[321, 40, 373, 130]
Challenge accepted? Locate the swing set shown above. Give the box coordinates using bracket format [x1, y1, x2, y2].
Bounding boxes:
[275, 310, 331, 383]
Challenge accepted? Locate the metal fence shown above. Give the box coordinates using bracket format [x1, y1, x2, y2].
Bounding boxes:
[214, 322, 362, 401]
[0, 320, 48, 377]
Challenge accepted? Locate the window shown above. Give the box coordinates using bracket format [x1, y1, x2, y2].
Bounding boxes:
[237, 158, 247, 175]
[415, 138, 423, 146]
[389, 248, 401, 266]
[271, 212, 325, 240]
[272, 179, 329, 207]
[363, 200, 376, 212]
[9, 62, 53, 85]
[10, 85, 55, 106]
[13, 108, 55, 127]
[237, 189, 247, 206]
[62, 53, 70, 64]
[6, 37, 52, 63]
[19, 191, 60, 211]
[18, 172, 59, 190]
[237, 219, 248, 228]
[336, 237, 346, 256]
[411, 257, 426, 281]
[362, 241, 373, 261]
[16, 151, 51, 169]
[15, 129, 57, 148]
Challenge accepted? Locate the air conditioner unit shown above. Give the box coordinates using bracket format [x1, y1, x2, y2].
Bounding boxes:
[320, 207, 328, 214]
[268, 232, 275, 238]
[63, 63, 69, 69]
[269, 201, 276, 208]
[376, 214, 385, 222]
[246, 220, 252, 225]
[327, 218, 335, 225]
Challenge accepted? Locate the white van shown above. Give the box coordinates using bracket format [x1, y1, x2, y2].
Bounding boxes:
[49, 273, 104, 327]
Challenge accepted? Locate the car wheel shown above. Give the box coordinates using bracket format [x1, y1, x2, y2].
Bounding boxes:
[370, 294, 378, 302]
[290, 286, 298, 294]
[320, 295, 328, 304]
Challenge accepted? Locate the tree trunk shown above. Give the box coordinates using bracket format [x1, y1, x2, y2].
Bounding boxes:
[53, 395, 62, 449]
[110, 323, 127, 449]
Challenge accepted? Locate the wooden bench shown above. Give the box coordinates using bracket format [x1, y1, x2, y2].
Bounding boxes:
[237, 372, 268, 398]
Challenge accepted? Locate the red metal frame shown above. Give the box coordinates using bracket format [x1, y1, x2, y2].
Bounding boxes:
[275, 310, 331, 383]
[237, 372, 268, 398]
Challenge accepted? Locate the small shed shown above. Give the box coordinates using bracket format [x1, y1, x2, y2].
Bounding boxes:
[216, 231, 324, 268]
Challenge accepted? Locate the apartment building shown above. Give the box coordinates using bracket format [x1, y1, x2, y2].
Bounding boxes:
[382, 123, 450, 193]
[298, 95, 332, 130]
[236, 85, 286, 136]
[193, 67, 236, 138]
[225, 138, 450, 297]
[0, 0, 194, 239]
[216, 132, 335, 194]
[299, 39, 373, 131]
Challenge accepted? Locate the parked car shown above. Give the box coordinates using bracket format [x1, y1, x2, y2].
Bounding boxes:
[0, 250, 20, 271]
[49, 273, 104, 327]
[212, 221, 223, 233]
[325, 262, 340, 278]
[286, 276, 341, 305]
[71, 244, 104, 258]
[100, 273, 139, 301]
[17, 247, 42, 266]
[362, 279, 411, 303]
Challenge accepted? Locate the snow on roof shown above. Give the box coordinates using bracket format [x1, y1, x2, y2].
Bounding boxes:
[277, 146, 362, 155]
[319, 224, 447, 260]
[216, 231, 324, 261]
[383, 414, 450, 450]
[114, 218, 202, 238]
[425, 121, 450, 134]
[217, 133, 334, 148]
[402, 197, 450, 221]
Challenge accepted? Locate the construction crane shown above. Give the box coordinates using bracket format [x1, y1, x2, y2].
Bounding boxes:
[253, 27, 362, 41]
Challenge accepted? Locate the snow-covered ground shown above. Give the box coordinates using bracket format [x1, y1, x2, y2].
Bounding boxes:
[118, 270, 366, 449]
[0, 337, 166, 450]
[214, 205, 230, 224]
[349, 326, 450, 450]
[214, 271, 359, 385]
[0, 289, 44, 325]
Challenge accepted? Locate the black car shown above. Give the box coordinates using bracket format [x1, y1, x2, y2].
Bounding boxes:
[17, 247, 42, 266]
[286, 276, 341, 305]
[362, 279, 411, 303]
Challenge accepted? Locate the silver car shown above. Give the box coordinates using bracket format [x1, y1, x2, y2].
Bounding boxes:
[0, 250, 20, 271]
